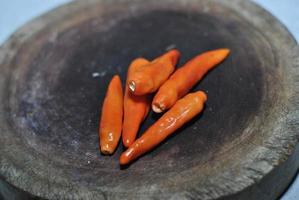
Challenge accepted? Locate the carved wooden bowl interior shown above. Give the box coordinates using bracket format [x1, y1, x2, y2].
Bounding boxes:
[0, 0, 298, 199]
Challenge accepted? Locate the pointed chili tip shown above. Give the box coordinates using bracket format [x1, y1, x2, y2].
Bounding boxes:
[168, 48, 180, 56]
[128, 81, 136, 92]
[208, 48, 230, 62]
[223, 48, 230, 55]
[152, 103, 165, 113]
[198, 91, 208, 102]
[167, 49, 181, 65]
[111, 74, 122, 83]
[218, 48, 230, 56]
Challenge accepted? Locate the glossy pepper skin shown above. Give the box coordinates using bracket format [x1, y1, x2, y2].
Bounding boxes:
[99, 75, 123, 155]
[119, 91, 207, 165]
[128, 49, 180, 95]
[152, 48, 229, 113]
[122, 58, 151, 148]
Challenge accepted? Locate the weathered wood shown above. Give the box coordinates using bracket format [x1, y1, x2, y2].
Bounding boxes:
[0, 0, 298, 199]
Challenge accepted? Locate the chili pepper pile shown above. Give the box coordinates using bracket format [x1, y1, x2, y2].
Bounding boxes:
[99, 48, 230, 165]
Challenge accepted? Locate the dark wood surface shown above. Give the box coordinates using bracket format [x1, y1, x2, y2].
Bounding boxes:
[0, 0, 298, 199]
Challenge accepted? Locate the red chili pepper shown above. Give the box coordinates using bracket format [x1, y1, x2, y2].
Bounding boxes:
[152, 48, 229, 113]
[128, 49, 180, 95]
[123, 58, 151, 147]
[99, 75, 123, 155]
[120, 91, 207, 165]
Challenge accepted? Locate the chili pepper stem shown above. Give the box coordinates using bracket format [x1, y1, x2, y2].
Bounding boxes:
[129, 81, 136, 92]
[152, 103, 165, 113]
[128, 49, 180, 95]
[100, 145, 112, 155]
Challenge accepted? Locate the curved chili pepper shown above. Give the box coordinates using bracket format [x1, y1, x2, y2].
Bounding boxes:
[128, 49, 180, 95]
[99, 75, 123, 155]
[152, 48, 230, 113]
[122, 58, 151, 148]
[119, 91, 207, 165]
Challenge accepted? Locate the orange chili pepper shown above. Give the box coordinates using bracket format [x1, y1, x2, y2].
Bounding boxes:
[122, 58, 151, 148]
[99, 75, 123, 155]
[152, 48, 230, 113]
[119, 91, 207, 165]
[128, 49, 180, 95]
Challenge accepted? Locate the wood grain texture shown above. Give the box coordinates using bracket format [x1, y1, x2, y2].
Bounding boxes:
[0, 0, 298, 199]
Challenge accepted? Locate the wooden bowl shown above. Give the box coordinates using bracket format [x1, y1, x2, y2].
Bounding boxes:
[0, 0, 298, 199]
